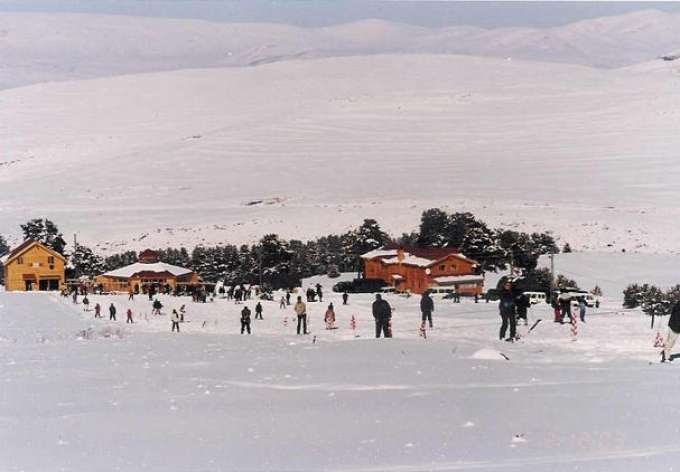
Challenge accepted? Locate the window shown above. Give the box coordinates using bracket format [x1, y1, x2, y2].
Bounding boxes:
[17, 257, 23, 264]
[48, 256, 54, 264]
[439, 264, 446, 271]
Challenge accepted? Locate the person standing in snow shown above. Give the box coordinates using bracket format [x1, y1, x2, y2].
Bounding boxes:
[294, 296, 308, 335]
[109, 303, 117, 321]
[316, 284, 323, 303]
[662, 302, 680, 362]
[372, 294, 392, 338]
[82, 296, 90, 312]
[94, 303, 101, 319]
[498, 282, 516, 341]
[179, 305, 186, 322]
[171, 309, 181, 332]
[152, 299, 163, 316]
[279, 296, 287, 309]
[286, 291, 291, 306]
[72, 291, 78, 304]
[578, 297, 587, 323]
[128, 289, 134, 301]
[324, 303, 336, 329]
[241, 306, 252, 334]
[515, 293, 530, 326]
[255, 302, 263, 320]
[420, 290, 435, 329]
[342, 292, 349, 305]
[558, 295, 572, 324]
[126, 308, 134, 324]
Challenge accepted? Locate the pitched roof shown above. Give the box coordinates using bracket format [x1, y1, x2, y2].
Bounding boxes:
[362, 246, 477, 267]
[101, 262, 194, 279]
[2, 240, 66, 266]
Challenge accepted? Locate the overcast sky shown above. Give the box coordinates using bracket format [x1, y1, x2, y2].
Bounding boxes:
[1, 1, 679, 28]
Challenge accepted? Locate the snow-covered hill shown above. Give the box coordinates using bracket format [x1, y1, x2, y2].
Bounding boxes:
[2, 54, 680, 253]
[3, 9, 680, 89]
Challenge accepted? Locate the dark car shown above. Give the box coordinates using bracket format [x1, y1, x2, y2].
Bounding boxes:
[332, 278, 386, 294]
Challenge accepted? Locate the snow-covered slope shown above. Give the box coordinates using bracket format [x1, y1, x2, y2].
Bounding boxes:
[3, 9, 680, 89]
[1, 54, 680, 253]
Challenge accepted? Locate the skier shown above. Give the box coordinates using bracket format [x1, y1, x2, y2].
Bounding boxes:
[241, 306, 252, 334]
[152, 299, 163, 316]
[255, 302, 263, 320]
[498, 282, 516, 341]
[662, 301, 680, 362]
[420, 290, 434, 329]
[324, 303, 336, 329]
[171, 309, 180, 332]
[515, 293, 530, 326]
[372, 294, 392, 338]
[179, 305, 186, 322]
[126, 308, 134, 324]
[109, 303, 117, 321]
[342, 292, 349, 305]
[94, 303, 101, 319]
[279, 296, 287, 309]
[294, 296, 308, 335]
[578, 297, 587, 323]
[82, 296, 90, 312]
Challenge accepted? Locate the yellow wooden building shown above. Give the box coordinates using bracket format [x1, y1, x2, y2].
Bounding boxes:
[1, 240, 66, 291]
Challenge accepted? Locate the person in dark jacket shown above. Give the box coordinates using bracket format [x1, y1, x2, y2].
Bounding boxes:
[241, 306, 252, 334]
[109, 303, 117, 321]
[559, 296, 572, 324]
[515, 293, 530, 326]
[342, 292, 349, 305]
[420, 290, 435, 329]
[498, 282, 516, 341]
[372, 294, 392, 338]
[255, 302, 263, 320]
[662, 302, 680, 362]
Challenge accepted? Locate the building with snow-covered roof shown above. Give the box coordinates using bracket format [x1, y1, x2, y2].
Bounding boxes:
[361, 246, 483, 295]
[95, 249, 199, 293]
[2, 240, 66, 291]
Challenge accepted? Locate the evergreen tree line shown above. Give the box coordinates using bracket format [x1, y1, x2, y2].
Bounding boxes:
[623, 283, 680, 327]
[2, 214, 562, 290]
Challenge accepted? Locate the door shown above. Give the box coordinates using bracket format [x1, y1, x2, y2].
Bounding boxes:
[25, 280, 33, 291]
[48, 279, 60, 291]
[39, 280, 49, 291]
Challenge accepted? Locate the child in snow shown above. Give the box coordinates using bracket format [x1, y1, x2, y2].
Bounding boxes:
[241, 306, 252, 334]
[179, 305, 186, 322]
[255, 302, 263, 320]
[171, 309, 180, 332]
[342, 292, 349, 305]
[152, 299, 163, 316]
[94, 303, 101, 318]
[324, 303, 336, 329]
[82, 296, 90, 311]
[126, 308, 134, 324]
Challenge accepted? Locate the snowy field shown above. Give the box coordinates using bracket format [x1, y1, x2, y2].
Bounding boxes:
[3, 282, 680, 471]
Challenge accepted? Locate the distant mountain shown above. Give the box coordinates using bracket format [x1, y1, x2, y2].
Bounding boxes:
[2, 10, 680, 89]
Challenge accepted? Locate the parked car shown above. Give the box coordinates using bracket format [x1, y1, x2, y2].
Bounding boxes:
[327, 264, 341, 278]
[523, 291, 548, 305]
[332, 278, 386, 294]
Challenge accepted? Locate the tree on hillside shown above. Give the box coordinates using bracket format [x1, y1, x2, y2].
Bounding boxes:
[0, 235, 9, 256]
[20, 219, 67, 255]
[461, 224, 507, 272]
[69, 244, 104, 278]
[417, 208, 450, 247]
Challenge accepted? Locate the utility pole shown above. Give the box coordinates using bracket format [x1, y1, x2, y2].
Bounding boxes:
[258, 247, 263, 288]
[549, 251, 556, 302]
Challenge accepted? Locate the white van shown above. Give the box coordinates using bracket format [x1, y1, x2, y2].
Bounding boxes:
[523, 291, 547, 305]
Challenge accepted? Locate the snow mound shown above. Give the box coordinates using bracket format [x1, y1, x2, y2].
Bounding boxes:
[471, 348, 509, 361]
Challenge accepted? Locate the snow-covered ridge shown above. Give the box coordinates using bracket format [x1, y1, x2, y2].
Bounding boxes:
[101, 262, 193, 278]
[3, 9, 680, 89]
[2, 53, 680, 253]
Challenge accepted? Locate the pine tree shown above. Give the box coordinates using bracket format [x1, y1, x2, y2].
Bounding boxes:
[417, 209, 449, 247]
[0, 235, 8, 256]
[70, 244, 104, 278]
[20, 218, 67, 254]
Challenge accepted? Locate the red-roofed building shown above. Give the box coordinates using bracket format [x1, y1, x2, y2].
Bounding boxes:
[361, 246, 483, 295]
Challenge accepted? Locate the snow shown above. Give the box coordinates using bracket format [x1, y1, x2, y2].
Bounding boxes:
[360, 249, 399, 259]
[3, 9, 680, 90]
[2, 284, 680, 471]
[100, 261, 194, 278]
[2, 52, 680, 254]
[383, 255, 435, 268]
[433, 275, 485, 284]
